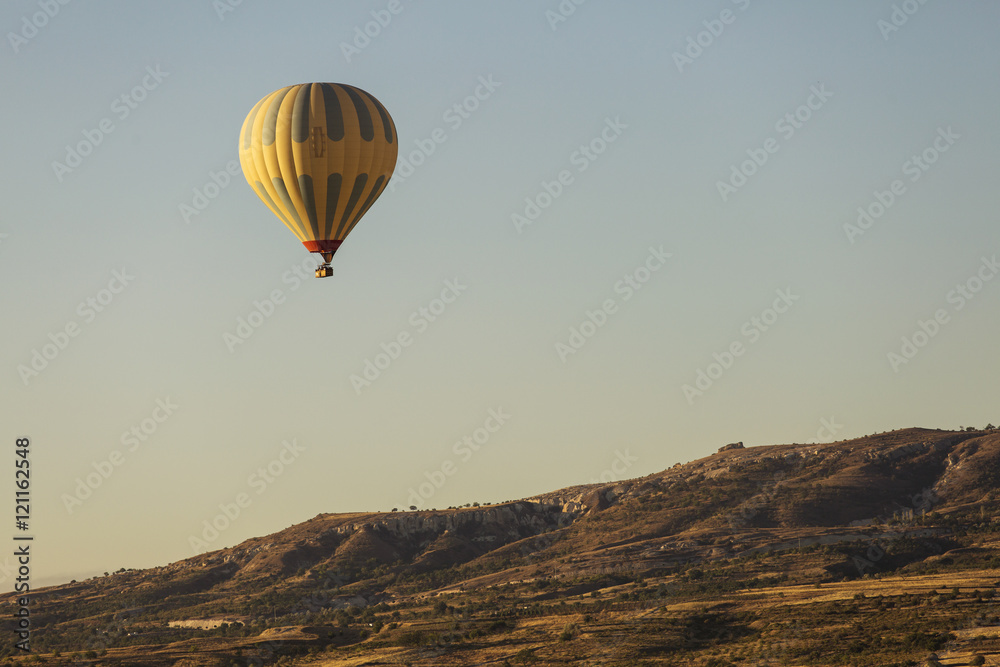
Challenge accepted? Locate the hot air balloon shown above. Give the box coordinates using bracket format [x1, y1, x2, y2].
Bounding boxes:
[239, 83, 397, 278]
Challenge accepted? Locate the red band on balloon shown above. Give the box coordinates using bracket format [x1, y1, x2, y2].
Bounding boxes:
[303, 240, 343, 254]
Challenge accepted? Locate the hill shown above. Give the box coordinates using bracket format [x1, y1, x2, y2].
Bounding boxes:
[7, 426, 1000, 666]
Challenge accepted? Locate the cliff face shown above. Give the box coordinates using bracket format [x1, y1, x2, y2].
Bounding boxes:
[158, 428, 995, 589]
[191, 500, 585, 582]
[332, 501, 574, 539]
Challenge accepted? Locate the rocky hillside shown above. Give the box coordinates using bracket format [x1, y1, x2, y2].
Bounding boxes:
[171, 428, 997, 586]
[8, 426, 1000, 666]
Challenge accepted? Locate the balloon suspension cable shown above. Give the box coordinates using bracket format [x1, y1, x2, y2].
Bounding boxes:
[315, 251, 334, 278]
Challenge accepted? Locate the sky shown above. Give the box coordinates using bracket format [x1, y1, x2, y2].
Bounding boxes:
[1, 1, 999, 588]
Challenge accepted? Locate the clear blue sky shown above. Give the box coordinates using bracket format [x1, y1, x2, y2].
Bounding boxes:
[2, 1, 998, 587]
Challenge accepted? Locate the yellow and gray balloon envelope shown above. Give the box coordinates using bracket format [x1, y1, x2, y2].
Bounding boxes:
[239, 83, 397, 262]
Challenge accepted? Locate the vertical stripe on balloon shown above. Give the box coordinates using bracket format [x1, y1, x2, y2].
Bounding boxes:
[371, 97, 395, 144]
[324, 173, 343, 240]
[337, 173, 369, 238]
[352, 174, 387, 227]
[271, 177, 304, 228]
[322, 84, 345, 142]
[291, 84, 312, 144]
[262, 87, 291, 147]
[343, 86, 375, 142]
[297, 174, 318, 236]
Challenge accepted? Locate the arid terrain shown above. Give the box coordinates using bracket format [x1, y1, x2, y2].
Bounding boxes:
[6, 426, 1000, 666]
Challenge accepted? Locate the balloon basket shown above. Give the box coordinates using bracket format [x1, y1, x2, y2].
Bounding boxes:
[315, 264, 333, 278]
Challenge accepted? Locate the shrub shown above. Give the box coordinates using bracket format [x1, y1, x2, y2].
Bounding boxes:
[398, 630, 424, 646]
[514, 648, 538, 664]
